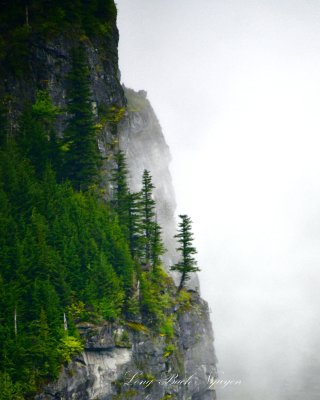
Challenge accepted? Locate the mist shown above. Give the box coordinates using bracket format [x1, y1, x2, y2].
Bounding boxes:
[116, 1, 320, 399]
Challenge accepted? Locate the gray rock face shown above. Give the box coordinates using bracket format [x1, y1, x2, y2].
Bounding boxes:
[0, 26, 125, 123]
[0, 9, 217, 400]
[35, 293, 217, 400]
[119, 88, 200, 291]
[119, 88, 177, 268]
[0, 26, 125, 190]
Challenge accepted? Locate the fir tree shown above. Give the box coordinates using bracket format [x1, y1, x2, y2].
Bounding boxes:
[127, 191, 144, 260]
[111, 150, 129, 229]
[170, 214, 200, 291]
[17, 90, 61, 177]
[17, 107, 51, 177]
[151, 220, 165, 269]
[31, 90, 62, 176]
[63, 45, 101, 191]
[141, 170, 156, 266]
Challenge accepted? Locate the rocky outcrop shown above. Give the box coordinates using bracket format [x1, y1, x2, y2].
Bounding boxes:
[35, 293, 217, 400]
[119, 88, 200, 291]
[119, 88, 177, 268]
[1, 27, 125, 129]
[0, 23, 125, 195]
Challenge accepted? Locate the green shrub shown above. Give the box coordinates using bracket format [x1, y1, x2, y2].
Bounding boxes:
[0, 372, 24, 400]
[163, 343, 176, 358]
[58, 335, 84, 363]
[159, 316, 175, 339]
[177, 289, 192, 311]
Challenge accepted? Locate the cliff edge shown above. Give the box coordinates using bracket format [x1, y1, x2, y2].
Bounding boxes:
[36, 292, 217, 400]
[0, 2, 217, 399]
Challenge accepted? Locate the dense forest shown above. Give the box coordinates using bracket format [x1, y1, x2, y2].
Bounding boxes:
[0, 2, 200, 399]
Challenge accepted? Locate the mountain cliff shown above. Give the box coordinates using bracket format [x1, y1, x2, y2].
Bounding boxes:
[0, 2, 217, 399]
[35, 291, 216, 400]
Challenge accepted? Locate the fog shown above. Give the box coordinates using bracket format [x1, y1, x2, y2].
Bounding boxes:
[116, 1, 320, 399]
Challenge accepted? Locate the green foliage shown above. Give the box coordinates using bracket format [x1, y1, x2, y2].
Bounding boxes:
[110, 158, 165, 271]
[170, 215, 200, 291]
[151, 222, 165, 268]
[125, 321, 149, 334]
[0, 34, 200, 397]
[67, 301, 86, 322]
[140, 170, 165, 268]
[32, 89, 61, 121]
[16, 89, 62, 177]
[114, 329, 131, 348]
[141, 170, 156, 263]
[111, 151, 130, 231]
[0, 128, 197, 399]
[98, 105, 126, 135]
[139, 267, 175, 325]
[177, 289, 192, 312]
[127, 191, 144, 260]
[63, 45, 101, 190]
[58, 335, 84, 363]
[85, 253, 125, 321]
[0, 24, 31, 76]
[0, 143, 134, 396]
[160, 395, 173, 400]
[163, 343, 176, 358]
[159, 316, 175, 340]
[0, 1, 117, 40]
[0, 372, 24, 400]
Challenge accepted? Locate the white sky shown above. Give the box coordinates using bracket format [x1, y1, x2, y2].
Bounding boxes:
[116, 1, 320, 398]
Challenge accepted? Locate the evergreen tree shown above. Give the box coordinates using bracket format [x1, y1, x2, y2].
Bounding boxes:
[170, 214, 200, 291]
[17, 90, 61, 177]
[31, 90, 62, 176]
[151, 220, 165, 269]
[63, 45, 101, 190]
[111, 150, 129, 229]
[85, 253, 124, 321]
[139, 170, 165, 268]
[127, 191, 144, 260]
[17, 107, 51, 177]
[141, 170, 156, 266]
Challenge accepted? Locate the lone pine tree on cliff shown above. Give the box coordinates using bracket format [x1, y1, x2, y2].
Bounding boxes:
[171, 214, 200, 291]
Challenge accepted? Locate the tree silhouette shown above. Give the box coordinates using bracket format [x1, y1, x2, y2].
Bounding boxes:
[171, 214, 200, 291]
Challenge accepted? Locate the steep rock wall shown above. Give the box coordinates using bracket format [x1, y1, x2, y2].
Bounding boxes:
[119, 88, 177, 268]
[36, 293, 217, 400]
[119, 88, 200, 290]
[0, 23, 125, 193]
[0, 5, 217, 399]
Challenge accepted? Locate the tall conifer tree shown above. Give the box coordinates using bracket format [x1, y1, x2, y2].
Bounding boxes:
[140, 170, 165, 268]
[111, 151, 129, 229]
[170, 214, 200, 291]
[127, 191, 144, 260]
[63, 45, 101, 190]
[151, 220, 165, 269]
[141, 170, 156, 266]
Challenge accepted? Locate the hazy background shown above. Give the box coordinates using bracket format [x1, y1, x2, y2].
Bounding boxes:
[116, 1, 320, 399]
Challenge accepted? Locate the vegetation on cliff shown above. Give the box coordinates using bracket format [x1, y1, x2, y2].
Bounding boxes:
[171, 215, 200, 291]
[0, 2, 200, 399]
[0, 98, 179, 398]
